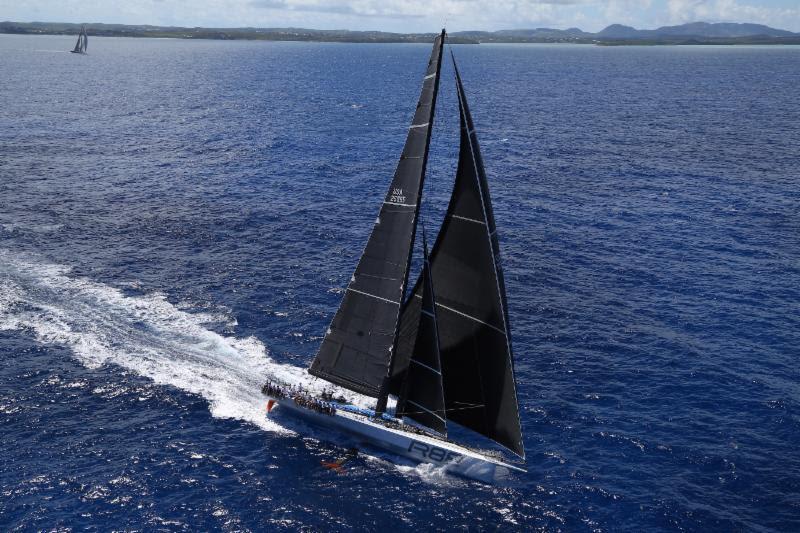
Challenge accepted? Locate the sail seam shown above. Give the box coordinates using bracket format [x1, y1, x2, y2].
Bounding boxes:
[409, 123, 430, 129]
[405, 400, 446, 422]
[413, 294, 506, 335]
[450, 214, 486, 225]
[347, 288, 400, 306]
[383, 201, 417, 208]
[410, 358, 441, 374]
[436, 303, 504, 334]
[359, 273, 400, 281]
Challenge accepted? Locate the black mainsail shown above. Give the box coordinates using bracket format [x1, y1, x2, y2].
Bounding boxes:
[308, 30, 446, 397]
[395, 229, 447, 436]
[392, 54, 525, 458]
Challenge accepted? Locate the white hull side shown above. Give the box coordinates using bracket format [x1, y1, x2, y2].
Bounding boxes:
[269, 398, 524, 483]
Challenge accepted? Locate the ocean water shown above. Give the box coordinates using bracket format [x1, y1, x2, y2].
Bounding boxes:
[1, 33, 799, 531]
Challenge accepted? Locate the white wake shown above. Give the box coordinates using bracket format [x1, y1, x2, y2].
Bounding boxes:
[0, 248, 460, 482]
[0, 248, 361, 434]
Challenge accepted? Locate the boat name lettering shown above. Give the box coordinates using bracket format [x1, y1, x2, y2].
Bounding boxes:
[407, 441, 461, 463]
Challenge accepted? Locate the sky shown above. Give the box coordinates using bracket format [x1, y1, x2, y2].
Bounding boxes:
[2, 0, 799, 33]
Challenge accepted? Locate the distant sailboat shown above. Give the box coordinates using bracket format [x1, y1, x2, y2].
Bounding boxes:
[70, 26, 88, 54]
[261, 29, 525, 483]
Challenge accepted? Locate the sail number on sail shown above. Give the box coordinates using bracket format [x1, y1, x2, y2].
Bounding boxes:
[390, 188, 406, 204]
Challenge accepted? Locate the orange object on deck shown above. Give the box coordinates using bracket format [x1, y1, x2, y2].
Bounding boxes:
[321, 460, 346, 473]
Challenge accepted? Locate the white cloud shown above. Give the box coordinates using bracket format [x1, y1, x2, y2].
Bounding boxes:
[247, 0, 601, 28]
[603, 0, 654, 26]
[667, 0, 709, 22]
[665, 0, 800, 27]
[0, 0, 602, 30]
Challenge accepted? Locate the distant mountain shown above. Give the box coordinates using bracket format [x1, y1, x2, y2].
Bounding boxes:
[597, 21, 796, 39]
[1, 20, 798, 45]
[595, 24, 642, 39]
[450, 22, 798, 43]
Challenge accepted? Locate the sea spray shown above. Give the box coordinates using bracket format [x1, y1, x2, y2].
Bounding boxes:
[0, 248, 372, 436]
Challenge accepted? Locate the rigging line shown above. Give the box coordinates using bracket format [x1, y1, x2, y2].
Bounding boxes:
[451, 213, 486, 225]
[346, 287, 400, 306]
[399, 403, 483, 416]
[448, 402, 485, 410]
[421, 218, 448, 426]
[412, 293, 507, 335]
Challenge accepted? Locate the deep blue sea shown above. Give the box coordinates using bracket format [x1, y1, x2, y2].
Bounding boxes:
[1, 33, 799, 531]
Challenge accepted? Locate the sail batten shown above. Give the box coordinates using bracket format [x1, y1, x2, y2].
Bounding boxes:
[308, 31, 446, 397]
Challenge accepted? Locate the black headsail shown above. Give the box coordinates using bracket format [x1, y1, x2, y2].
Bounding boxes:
[308, 30, 446, 397]
[393, 53, 525, 458]
[396, 229, 447, 436]
[72, 31, 82, 53]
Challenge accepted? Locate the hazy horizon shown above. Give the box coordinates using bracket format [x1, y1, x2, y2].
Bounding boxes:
[2, 0, 799, 33]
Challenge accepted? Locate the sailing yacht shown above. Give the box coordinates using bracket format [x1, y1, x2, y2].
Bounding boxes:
[70, 26, 88, 54]
[262, 29, 525, 483]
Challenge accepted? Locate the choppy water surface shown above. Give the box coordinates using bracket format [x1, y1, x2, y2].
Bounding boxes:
[1, 34, 799, 531]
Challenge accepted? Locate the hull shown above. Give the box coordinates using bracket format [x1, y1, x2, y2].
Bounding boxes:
[268, 397, 525, 483]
